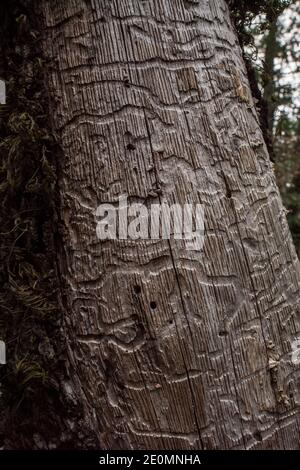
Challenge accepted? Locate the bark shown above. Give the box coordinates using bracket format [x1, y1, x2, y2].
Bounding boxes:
[39, 0, 300, 449]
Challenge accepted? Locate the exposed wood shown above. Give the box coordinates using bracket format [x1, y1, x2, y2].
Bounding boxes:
[39, 0, 300, 449]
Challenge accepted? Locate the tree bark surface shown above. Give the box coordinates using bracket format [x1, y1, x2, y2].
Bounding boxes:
[40, 0, 300, 449]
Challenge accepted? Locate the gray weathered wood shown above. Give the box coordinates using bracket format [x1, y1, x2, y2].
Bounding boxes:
[40, 0, 300, 449]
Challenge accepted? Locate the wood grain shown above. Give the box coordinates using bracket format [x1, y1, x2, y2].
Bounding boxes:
[39, 0, 300, 449]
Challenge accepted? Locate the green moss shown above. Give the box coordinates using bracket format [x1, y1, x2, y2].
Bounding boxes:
[0, 0, 64, 445]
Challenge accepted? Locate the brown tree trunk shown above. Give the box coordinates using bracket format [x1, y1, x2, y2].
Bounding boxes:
[39, 0, 300, 449]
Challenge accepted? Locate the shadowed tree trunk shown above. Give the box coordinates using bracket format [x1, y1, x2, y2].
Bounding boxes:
[38, 0, 300, 449]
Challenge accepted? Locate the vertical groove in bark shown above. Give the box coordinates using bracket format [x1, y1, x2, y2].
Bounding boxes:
[40, 0, 300, 449]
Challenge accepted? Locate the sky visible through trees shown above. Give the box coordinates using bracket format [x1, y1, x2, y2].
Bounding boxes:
[249, 0, 300, 253]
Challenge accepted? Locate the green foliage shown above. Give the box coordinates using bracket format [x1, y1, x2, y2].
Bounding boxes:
[228, 0, 291, 50]
[229, 0, 300, 255]
[0, 0, 63, 441]
[15, 356, 47, 386]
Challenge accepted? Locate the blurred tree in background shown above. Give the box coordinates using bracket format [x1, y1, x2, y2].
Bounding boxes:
[245, 0, 300, 254]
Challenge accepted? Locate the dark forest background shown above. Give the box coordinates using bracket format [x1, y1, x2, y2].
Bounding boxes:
[239, 0, 300, 254]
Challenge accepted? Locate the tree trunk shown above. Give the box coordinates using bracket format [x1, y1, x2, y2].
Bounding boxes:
[39, 0, 300, 449]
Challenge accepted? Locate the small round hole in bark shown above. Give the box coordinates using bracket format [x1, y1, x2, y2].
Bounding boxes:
[218, 330, 228, 337]
[134, 285, 141, 294]
[126, 143, 135, 151]
[226, 188, 232, 198]
[254, 431, 262, 442]
[150, 301, 157, 310]
[123, 76, 130, 87]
